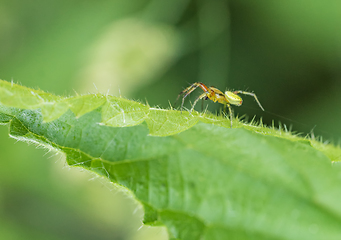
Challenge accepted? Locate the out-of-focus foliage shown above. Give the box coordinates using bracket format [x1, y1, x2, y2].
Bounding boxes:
[0, 0, 340, 239]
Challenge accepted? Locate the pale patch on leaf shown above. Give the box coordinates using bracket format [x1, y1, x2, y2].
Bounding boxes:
[101, 96, 149, 127]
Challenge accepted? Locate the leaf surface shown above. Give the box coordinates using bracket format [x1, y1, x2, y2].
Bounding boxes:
[1, 80, 341, 240]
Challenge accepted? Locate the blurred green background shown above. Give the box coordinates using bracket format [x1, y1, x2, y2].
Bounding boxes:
[0, 0, 340, 239]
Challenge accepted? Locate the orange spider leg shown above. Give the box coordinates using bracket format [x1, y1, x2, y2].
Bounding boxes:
[175, 82, 210, 113]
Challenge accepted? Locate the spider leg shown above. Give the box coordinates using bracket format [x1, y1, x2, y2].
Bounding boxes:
[226, 103, 233, 128]
[173, 83, 199, 112]
[233, 90, 264, 111]
[175, 82, 209, 113]
[201, 95, 209, 111]
[190, 92, 207, 114]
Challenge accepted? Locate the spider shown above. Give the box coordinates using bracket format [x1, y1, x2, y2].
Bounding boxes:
[175, 82, 264, 128]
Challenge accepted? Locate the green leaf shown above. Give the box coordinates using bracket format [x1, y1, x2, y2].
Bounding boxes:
[101, 96, 149, 127]
[1, 79, 341, 240]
